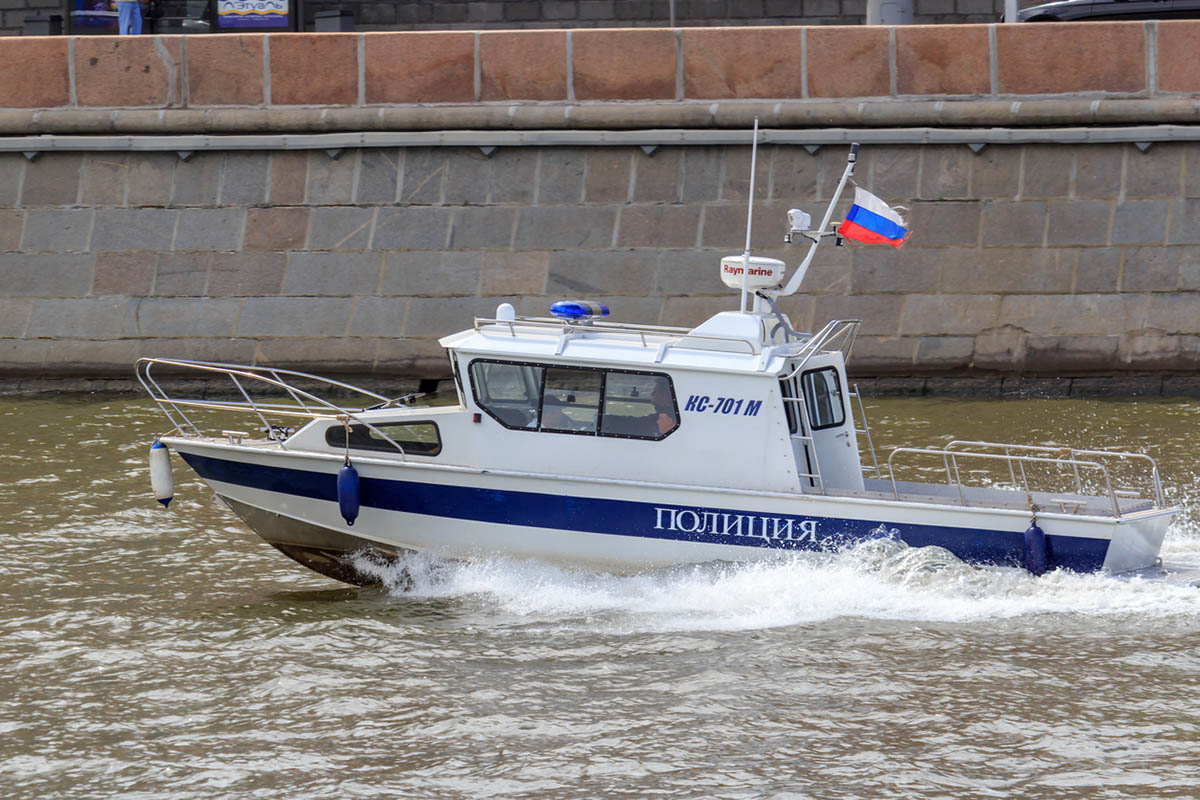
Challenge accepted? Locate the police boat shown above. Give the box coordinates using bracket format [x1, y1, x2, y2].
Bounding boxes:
[137, 143, 1180, 585]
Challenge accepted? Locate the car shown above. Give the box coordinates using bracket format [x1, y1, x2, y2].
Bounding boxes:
[1007, 0, 1200, 21]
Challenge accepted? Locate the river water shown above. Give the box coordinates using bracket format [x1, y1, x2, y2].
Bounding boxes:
[2, 394, 1199, 799]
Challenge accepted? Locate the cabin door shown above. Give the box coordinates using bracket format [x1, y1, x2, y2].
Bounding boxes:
[786, 365, 864, 493]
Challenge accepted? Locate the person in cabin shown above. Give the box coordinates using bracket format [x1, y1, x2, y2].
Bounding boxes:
[651, 381, 675, 435]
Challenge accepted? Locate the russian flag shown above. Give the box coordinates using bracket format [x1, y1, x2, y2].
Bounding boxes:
[841, 187, 911, 248]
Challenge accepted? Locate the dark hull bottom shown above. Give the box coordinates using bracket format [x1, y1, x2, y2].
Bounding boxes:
[221, 496, 410, 586]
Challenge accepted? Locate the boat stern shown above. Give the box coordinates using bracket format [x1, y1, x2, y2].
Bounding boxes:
[1101, 509, 1177, 573]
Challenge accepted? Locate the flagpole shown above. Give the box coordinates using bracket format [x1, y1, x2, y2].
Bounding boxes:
[740, 118, 759, 314]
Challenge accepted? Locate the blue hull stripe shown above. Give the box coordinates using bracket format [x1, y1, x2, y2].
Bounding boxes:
[180, 453, 1110, 572]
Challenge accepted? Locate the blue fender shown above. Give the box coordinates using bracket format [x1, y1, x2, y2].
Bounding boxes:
[337, 459, 360, 526]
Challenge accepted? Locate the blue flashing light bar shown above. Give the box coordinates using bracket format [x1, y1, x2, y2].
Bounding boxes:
[549, 300, 610, 321]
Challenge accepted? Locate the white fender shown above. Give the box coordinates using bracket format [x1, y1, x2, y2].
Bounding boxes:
[149, 440, 174, 508]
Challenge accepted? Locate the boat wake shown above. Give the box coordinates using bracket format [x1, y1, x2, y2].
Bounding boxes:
[350, 530, 1200, 633]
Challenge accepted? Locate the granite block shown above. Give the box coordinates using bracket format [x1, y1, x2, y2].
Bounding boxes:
[21, 154, 83, 207]
[126, 152, 176, 207]
[172, 153, 223, 207]
[682, 147, 725, 204]
[907, 201, 980, 247]
[0, 155, 24, 207]
[1168, 198, 1200, 244]
[548, 250, 659, 296]
[970, 147, 1021, 199]
[269, 151, 308, 205]
[237, 296, 354, 337]
[308, 207, 375, 250]
[996, 23, 1145, 95]
[1111, 199, 1169, 246]
[268, 34, 358, 106]
[1124, 144, 1184, 198]
[683, 27, 806, 98]
[900, 293, 1001, 335]
[720, 145, 769, 204]
[617, 206, 701, 249]
[174, 208, 245, 252]
[220, 152, 271, 206]
[770, 146, 819, 203]
[806, 26, 889, 98]
[1155, 21, 1200, 93]
[382, 251, 483, 296]
[480, 30, 567, 101]
[480, 252, 550, 295]
[488, 149, 538, 204]
[514, 206, 617, 249]
[400, 149, 446, 205]
[125, 297, 239, 337]
[92, 209, 178, 253]
[654, 248, 729, 296]
[573, 28, 676, 100]
[1121, 248, 1180, 292]
[304, 150, 358, 206]
[0, 299, 32, 338]
[364, 32, 474, 103]
[350, 296, 409, 337]
[283, 251, 383, 296]
[1073, 145, 1123, 199]
[444, 149, 494, 206]
[1021, 145, 1072, 199]
[244, 207, 310, 252]
[539, 150, 588, 205]
[0, 209, 24, 252]
[585, 149, 633, 204]
[0, 38, 69, 108]
[1074, 247, 1121, 293]
[187, 35, 264, 106]
[26, 297, 127, 338]
[207, 252, 287, 296]
[374, 207, 452, 250]
[895, 25, 989, 95]
[815, 294, 904, 337]
[1045, 200, 1112, 246]
[981, 200, 1046, 246]
[853, 246, 942, 294]
[81, 155, 128, 206]
[919, 146, 972, 200]
[21, 209, 93, 253]
[448, 206, 518, 249]
[154, 253, 213, 296]
[357, 149, 401, 204]
[74, 37, 181, 107]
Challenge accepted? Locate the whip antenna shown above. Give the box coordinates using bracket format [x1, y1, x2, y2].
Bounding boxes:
[740, 118, 760, 313]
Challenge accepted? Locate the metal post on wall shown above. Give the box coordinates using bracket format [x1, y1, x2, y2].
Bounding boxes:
[1004, 0, 1018, 20]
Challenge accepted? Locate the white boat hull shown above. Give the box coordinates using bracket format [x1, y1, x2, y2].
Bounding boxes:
[169, 439, 1174, 585]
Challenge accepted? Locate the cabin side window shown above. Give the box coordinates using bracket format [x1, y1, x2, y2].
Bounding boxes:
[469, 361, 545, 428]
[542, 368, 602, 434]
[801, 367, 845, 430]
[469, 359, 678, 440]
[602, 372, 677, 438]
[326, 421, 442, 456]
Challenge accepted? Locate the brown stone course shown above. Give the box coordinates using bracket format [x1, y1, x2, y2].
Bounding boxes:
[0, 38, 69, 109]
[268, 34, 358, 106]
[806, 26, 890, 99]
[187, 35, 264, 107]
[682, 27, 804, 99]
[996, 23, 1145, 95]
[480, 31, 567, 101]
[364, 32, 475, 104]
[573, 29, 676, 101]
[896, 25, 990, 96]
[75, 37, 183, 108]
[1158, 22, 1200, 93]
[244, 207, 311, 252]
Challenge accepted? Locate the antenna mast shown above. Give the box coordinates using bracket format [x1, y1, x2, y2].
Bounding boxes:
[739, 118, 760, 314]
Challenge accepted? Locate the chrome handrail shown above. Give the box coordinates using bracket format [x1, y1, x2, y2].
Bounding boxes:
[135, 357, 409, 458]
[886, 446, 1128, 517]
[779, 319, 861, 380]
[943, 440, 1164, 507]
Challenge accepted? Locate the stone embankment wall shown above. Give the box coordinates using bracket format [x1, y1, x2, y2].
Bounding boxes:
[2, 23, 1200, 391]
